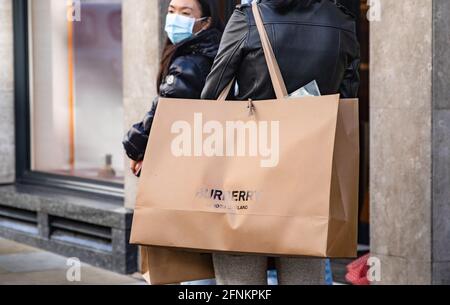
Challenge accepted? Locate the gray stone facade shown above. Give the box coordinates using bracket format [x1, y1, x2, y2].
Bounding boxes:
[432, 0, 450, 285]
[0, 184, 136, 274]
[0, 0, 15, 184]
[122, 0, 169, 209]
[370, 0, 450, 284]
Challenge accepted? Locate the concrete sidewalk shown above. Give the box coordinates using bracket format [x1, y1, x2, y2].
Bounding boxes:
[0, 238, 146, 285]
[0, 237, 342, 285]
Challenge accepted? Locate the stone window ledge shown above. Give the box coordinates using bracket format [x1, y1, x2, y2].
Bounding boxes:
[0, 184, 137, 274]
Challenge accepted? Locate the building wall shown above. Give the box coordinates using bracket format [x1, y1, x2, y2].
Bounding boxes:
[431, 0, 450, 285]
[122, 0, 169, 209]
[371, 0, 450, 284]
[370, 0, 433, 284]
[0, 0, 15, 184]
[122, 0, 161, 209]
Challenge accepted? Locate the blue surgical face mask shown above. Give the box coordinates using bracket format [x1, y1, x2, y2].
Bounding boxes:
[165, 13, 206, 45]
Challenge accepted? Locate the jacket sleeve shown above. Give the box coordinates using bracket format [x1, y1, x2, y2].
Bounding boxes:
[123, 56, 211, 161]
[201, 8, 249, 100]
[339, 30, 361, 99]
[122, 96, 158, 162]
[160, 55, 209, 99]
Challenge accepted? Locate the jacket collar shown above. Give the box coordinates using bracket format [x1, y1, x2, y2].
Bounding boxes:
[174, 28, 222, 60]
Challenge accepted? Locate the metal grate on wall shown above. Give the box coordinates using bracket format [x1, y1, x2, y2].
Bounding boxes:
[0, 205, 39, 235]
[49, 216, 113, 253]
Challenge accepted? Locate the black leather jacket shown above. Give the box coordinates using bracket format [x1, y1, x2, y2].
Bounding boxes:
[123, 28, 221, 161]
[201, 0, 360, 101]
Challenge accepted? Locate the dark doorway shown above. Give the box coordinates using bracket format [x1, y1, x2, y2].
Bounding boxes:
[218, 0, 241, 22]
[338, 0, 370, 247]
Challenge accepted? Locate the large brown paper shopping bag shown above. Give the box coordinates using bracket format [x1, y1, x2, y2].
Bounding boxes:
[140, 246, 214, 285]
[131, 2, 359, 259]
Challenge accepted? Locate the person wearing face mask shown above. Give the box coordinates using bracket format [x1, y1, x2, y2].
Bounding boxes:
[123, 0, 223, 174]
[201, 0, 360, 285]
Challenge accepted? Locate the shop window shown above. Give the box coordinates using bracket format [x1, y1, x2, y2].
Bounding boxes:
[28, 0, 124, 183]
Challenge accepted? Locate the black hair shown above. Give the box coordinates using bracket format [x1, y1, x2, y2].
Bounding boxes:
[196, 0, 224, 32]
[266, 0, 319, 10]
